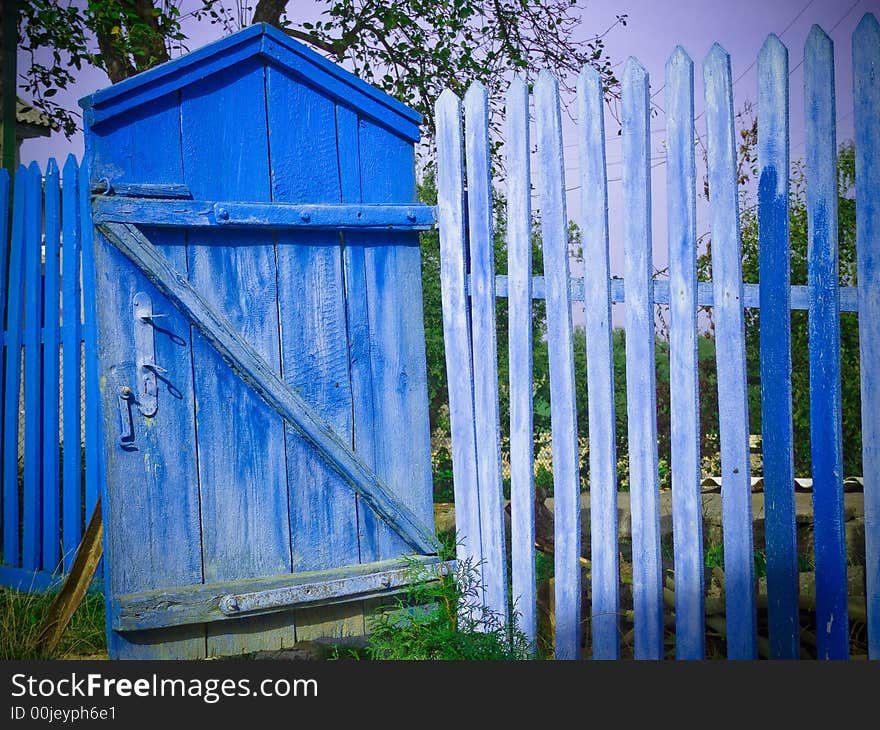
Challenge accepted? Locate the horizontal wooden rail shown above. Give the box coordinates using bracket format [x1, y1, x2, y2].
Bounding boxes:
[93, 198, 436, 230]
[114, 556, 452, 631]
[479, 274, 859, 312]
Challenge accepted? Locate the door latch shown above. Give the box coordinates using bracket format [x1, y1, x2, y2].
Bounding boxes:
[133, 291, 162, 417]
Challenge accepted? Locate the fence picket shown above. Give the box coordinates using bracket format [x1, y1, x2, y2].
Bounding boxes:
[853, 12, 880, 661]
[578, 65, 619, 660]
[23, 162, 44, 572]
[704, 43, 757, 659]
[42, 159, 61, 573]
[3, 167, 25, 568]
[0, 169, 7, 561]
[61, 155, 82, 572]
[805, 25, 848, 660]
[464, 82, 508, 624]
[434, 89, 484, 586]
[506, 77, 536, 647]
[757, 34, 799, 660]
[621, 58, 663, 660]
[536, 70, 581, 660]
[665, 46, 704, 660]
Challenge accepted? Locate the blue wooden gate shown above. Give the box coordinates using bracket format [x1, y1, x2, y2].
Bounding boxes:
[81, 24, 439, 659]
[437, 15, 880, 660]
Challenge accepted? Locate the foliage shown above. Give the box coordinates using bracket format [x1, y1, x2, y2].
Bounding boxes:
[18, 0, 625, 144]
[365, 536, 532, 660]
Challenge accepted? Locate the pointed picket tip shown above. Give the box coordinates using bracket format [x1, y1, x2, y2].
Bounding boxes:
[435, 88, 461, 132]
[704, 42, 731, 73]
[666, 45, 693, 73]
[63, 152, 79, 175]
[506, 75, 529, 102]
[536, 69, 559, 91]
[578, 63, 602, 88]
[807, 23, 832, 50]
[46, 158, 59, 177]
[854, 12, 879, 44]
[760, 33, 787, 63]
[577, 64, 603, 101]
[623, 56, 648, 85]
[464, 80, 487, 103]
[27, 160, 41, 175]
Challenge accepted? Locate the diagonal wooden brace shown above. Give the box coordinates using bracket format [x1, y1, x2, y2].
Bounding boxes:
[97, 221, 436, 555]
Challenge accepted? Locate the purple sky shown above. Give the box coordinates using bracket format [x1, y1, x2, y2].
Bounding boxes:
[19, 0, 880, 286]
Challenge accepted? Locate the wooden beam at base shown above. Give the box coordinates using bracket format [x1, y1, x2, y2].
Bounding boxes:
[114, 556, 453, 632]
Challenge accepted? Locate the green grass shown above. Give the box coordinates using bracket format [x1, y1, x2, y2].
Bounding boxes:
[0, 587, 106, 660]
[359, 535, 533, 660]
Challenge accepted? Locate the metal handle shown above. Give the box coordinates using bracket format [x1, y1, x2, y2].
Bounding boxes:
[118, 387, 136, 449]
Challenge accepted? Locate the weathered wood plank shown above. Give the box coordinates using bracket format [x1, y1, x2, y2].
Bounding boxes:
[578, 65, 619, 660]
[266, 67, 363, 641]
[665, 47, 704, 660]
[92, 198, 435, 230]
[506, 77, 536, 648]
[97, 222, 435, 557]
[90, 181, 192, 198]
[42, 159, 62, 574]
[536, 71, 581, 660]
[805, 25, 848, 660]
[0, 168, 7, 542]
[704, 43, 757, 659]
[464, 82, 508, 624]
[115, 556, 447, 632]
[88, 95, 205, 659]
[853, 11, 880, 661]
[435, 89, 483, 585]
[22, 161, 44, 572]
[181, 61, 296, 656]
[757, 34, 799, 660]
[2, 167, 25, 567]
[622, 58, 663, 660]
[337, 105, 382, 571]
[358, 119, 434, 566]
[61, 154, 83, 572]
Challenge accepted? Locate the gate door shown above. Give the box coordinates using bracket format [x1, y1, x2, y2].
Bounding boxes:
[80, 24, 439, 659]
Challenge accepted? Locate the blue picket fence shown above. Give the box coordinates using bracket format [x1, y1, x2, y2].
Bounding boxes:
[436, 16, 880, 659]
[0, 156, 100, 593]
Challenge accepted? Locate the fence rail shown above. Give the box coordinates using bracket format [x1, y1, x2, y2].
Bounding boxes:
[0, 156, 99, 592]
[436, 15, 880, 659]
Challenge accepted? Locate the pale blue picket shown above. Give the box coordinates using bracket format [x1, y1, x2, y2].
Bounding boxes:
[0, 156, 94, 591]
[506, 77, 536, 647]
[464, 83, 509, 624]
[577, 66, 619, 660]
[434, 90, 484, 588]
[665, 46, 704, 660]
[536, 70, 582, 660]
[853, 12, 880, 661]
[805, 25, 848, 660]
[621, 58, 663, 660]
[757, 34, 799, 660]
[704, 43, 757, 660]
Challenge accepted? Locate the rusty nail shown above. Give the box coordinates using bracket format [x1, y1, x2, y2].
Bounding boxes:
[380, 576, 392, 588]
[216, 207, 229, 221]
[406, 210, 416, 222]
[300, 211, 311, 222]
